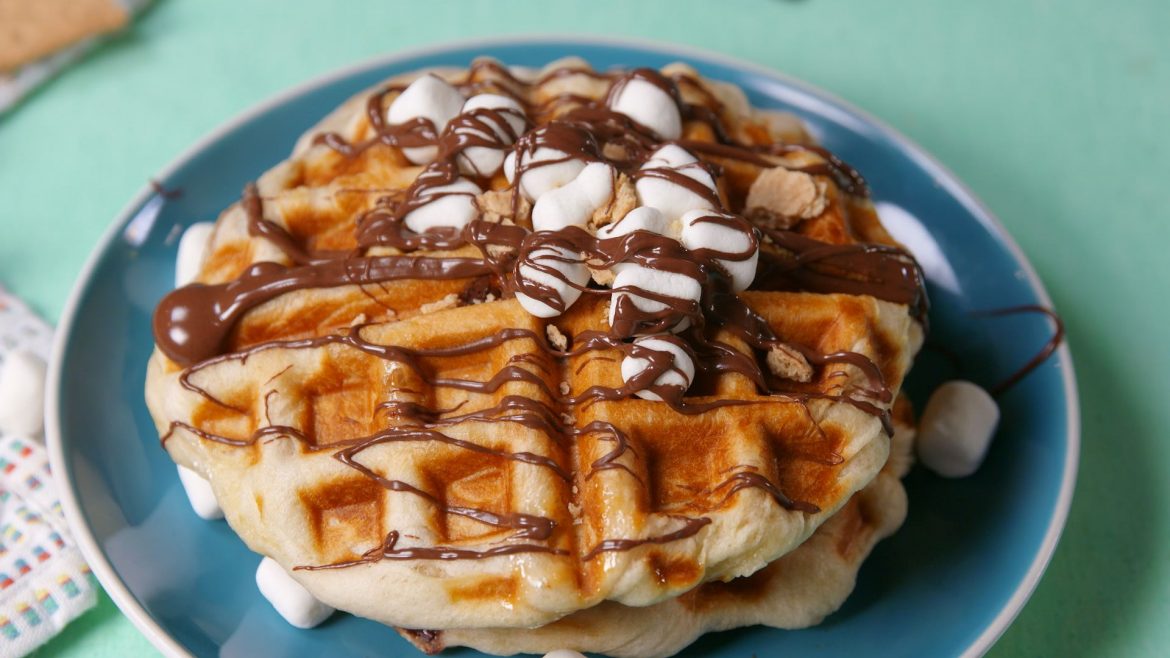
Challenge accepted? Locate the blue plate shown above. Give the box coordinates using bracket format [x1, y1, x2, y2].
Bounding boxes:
[46, 37, 1078, 658]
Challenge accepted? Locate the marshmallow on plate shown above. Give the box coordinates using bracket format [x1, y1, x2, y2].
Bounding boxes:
[403, 178, 482, 234]
[542, 651, 587, 658]
[387, 74, 466, 164]
[0, 350, 47, 438]
[635, 144, 718, 222]
[456, 93, 527, 177]
[504, 148, 587, 201]
[916, 380, 1001, 478]
[175, 222, 215, 287]
[608, 264, 702, 333]
[515, 245, 590, 318]
[597, 206, 672, 240]
[620, 335, 696, 402]
[531, 162, 614, 232]
[608, 76, 682, 140]
[176, 464, 223, 520]
[679, 209, 759, 292]
[256, 557, 334, 629]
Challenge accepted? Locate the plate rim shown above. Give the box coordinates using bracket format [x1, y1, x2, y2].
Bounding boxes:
[44, 33, 1081, 658]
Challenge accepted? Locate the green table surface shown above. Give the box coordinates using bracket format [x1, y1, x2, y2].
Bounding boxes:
[3, 0, 1167, 656]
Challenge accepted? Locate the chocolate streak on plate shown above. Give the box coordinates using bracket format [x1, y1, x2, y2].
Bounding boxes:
[972, 305, 1066, 396]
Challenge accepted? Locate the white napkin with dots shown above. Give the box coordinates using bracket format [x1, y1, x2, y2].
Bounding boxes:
[0, 286, 97, 657]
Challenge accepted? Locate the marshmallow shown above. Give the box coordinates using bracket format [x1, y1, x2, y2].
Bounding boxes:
[608, 264, 702, 332]
[916, 380, 1001, 478]
[176, 464, 223, 520]
[504, 148, 587, 201]
[515, 245, 590, 318]
[531, 162, 615, 232]
[175, 222, 215, 287]
[621, 336, 696, 402]
[256, 556, 334, 629]
[597, 206, 672, 240]
[636, 145, 718, 222]
[543, 651, 587, 658]
[679, 209, 759, 292]
[387, 74, 466, 164]
[403, 178, 482, 234]
[0, 350, 47, 439]
[608, 77, 682, 140]
[456, 94, 527, 177]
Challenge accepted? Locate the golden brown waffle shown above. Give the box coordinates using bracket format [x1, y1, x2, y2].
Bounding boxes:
[145, 57, 925, 633]
[416, 399, 915, 658]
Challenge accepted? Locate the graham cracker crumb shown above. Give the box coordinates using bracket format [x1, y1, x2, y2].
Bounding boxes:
[589, 173, 637, 231]
[746, 167, 828, 225]
[767, 344, 814, 383]
[419, 293, 459, 314]
[546, 324, 569, 351]
[589, 267, 615, 286]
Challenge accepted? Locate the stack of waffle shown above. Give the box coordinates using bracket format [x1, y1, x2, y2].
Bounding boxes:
[145, 57, 925, 657]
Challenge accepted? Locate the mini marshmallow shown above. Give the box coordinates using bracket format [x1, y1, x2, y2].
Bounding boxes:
[176, 464, 223, 520]
[387, 74, 466, 164]
[531, 162, 615, 232]
[636, 145, 718, 222]
[608, 77, 682, 140]
[174, 222, 215, 287]
[597, 206, 671, 240]
[620, 336, 696, 402]
[256, 557, 334, 629]
[542, 651, 587, 658]
[456, 93, 527, 177]
[608, 264, 702, 332]
[403, 178, 482, 234]
[679, 209, 759, 292]
[515, 245, 590, 318]
[504, 148, 587, 201]
[0, 350, 47, 438]
[916, 380, 1001, 478]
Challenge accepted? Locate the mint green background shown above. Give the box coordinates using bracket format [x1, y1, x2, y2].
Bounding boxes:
[2, 1, 1166, 656]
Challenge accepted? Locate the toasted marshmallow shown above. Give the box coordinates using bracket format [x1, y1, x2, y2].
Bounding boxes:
[256, 557, 334, 629]
[531, 162, 614, 232]
[916, 380, 1001, 478]
[176, 464, 223, 520]
[387, 74, 466, 164]
[621, 336, 696, 401]
[679, 209, 759, 292]
[608, 77, 682, 140]
[515, 245, 589, 318]
[636, 145, 718, 222]
[597, 206, 672, 240]
[0, 350, 47, 439]
[174, 222, 215, 287]
[504, 148, 587, 201]
[456, 93, 527, 177]
[403, 178, 481, 234]
[608, 264, 701, 333]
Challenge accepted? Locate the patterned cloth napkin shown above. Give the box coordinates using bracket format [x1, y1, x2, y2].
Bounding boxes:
[0, 287, 98, 657]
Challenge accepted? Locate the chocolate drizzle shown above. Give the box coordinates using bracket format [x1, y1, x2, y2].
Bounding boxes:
[151, 58, 957, 571]
[973, 305, 1066, 396]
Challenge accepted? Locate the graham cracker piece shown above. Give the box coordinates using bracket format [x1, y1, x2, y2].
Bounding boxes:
[0, 0, 128, 72]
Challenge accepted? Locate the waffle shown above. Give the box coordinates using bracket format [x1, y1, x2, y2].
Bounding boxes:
[416, 398, 915, 658]
[145, 57, 925, 635]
